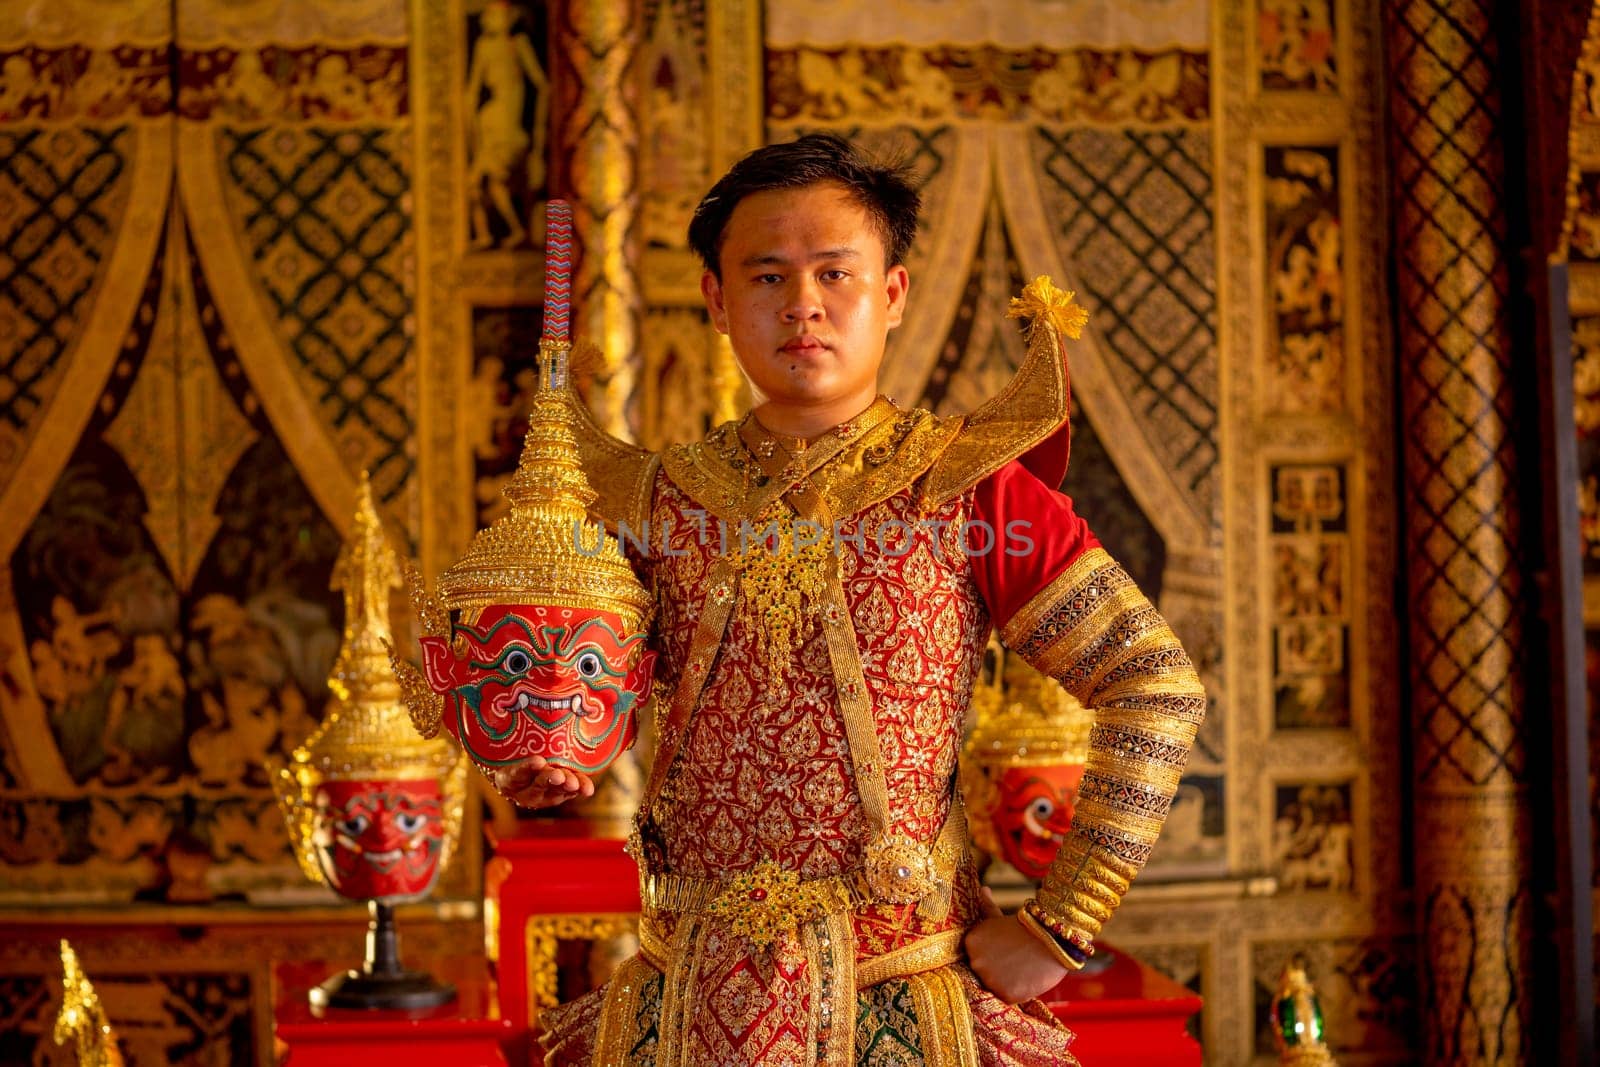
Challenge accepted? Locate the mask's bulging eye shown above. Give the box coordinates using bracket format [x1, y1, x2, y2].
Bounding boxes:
[1028, 798, 1055, 821]
[505, 649, 531, 674]
[576, 651, 602, 679]
[337, 815, 370, 837]
[395, 812, 426, 834]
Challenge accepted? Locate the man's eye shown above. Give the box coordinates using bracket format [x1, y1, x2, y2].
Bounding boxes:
[756, 273, 781, 284]
[504, 650, 531, 673]
[822, 269, 848, 281]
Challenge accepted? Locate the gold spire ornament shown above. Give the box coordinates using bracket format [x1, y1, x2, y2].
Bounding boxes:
[270, 475, 465, 1012]
[1272, 956, 1340, 1066]
[430, 342, 650, 627]
[53, 940, 122, 1067]
[269, 473, 467, 897]
[961, 639, 1092, 881]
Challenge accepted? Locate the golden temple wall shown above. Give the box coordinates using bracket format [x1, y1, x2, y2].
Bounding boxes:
[0, 0, 1584, 1062]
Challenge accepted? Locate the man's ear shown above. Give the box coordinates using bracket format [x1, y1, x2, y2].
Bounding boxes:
[701, 270, 729, 334]
[884, 264, 910, 330]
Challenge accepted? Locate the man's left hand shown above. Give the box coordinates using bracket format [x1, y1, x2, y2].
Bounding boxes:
[962, 888, 1069, 1004]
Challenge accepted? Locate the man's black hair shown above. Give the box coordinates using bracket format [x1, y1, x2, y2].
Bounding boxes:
[687, 133, 922, 278]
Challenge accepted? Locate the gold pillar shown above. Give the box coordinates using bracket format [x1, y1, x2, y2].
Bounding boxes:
[553, 0, 645, 835]
[1383, 2, 1533, 1062]
[554, 0, 643, 438]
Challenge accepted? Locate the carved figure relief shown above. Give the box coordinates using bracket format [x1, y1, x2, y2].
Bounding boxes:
[1265, 146, 1345, 413]
[1271, 463, 1352, 729]
[1574, 170, 1600, 263]
[766, 45, 1208, 127]
[1575, 318, 1600, 563]
[464, 0, 549, 250]
[1258, 0, 1337, 91]
[640, 0, 708, 251]
[468, 304, 544, 526]
[1272, 781, 1354, 891]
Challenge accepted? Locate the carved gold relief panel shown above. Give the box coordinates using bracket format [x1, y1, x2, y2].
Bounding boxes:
[0, 0, 495, 905]
[1255, 0, 1339, 92]
[1120, 0, 1399, 1059]
[1263, 144, 1348, 415]
[1565, 0, 1600, 1016]
[1269, 462, 1353, 731]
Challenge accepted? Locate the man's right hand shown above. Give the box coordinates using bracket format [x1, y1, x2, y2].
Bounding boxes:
[492, 756, 595, 809]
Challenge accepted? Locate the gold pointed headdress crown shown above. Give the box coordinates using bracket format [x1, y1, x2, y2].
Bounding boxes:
[270, 475, 467, 884]
[964, 642, 1091, 768]
[286, 474, 462, 782]
[54, 940, 121, 1067]
[434, 341, 651, 630]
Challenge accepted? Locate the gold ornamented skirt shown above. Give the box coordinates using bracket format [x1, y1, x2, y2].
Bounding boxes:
[539, 914, 1078, 1067]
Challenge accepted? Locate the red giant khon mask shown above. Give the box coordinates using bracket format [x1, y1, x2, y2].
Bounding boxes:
[418, 604, 656, 776]
[311, 778, 446, 902]
[991, 764, 1084, 881]
[391, 340, 657, 786]
[960, 647, 1092, 882]
[271, 474, 466, 909]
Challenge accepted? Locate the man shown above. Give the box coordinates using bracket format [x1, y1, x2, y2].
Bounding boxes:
[498, 134, 1205, 1065]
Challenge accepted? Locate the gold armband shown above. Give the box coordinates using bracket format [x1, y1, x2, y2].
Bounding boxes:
[1016, 908, 1086, 972]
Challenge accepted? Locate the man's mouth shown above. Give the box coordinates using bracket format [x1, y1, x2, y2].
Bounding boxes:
[780, 336, 827, 354]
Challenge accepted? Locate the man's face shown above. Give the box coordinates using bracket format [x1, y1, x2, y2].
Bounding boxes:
[701, 182, 909, 416]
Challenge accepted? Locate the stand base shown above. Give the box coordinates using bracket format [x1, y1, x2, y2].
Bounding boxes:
[310, 967, 457, 1011]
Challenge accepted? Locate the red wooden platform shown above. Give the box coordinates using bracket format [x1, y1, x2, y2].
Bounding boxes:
[1046, 945, 1204, 1065]
[272, 955, 515, 1066]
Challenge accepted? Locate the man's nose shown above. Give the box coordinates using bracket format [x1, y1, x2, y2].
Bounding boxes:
[781, 278, 824, 322]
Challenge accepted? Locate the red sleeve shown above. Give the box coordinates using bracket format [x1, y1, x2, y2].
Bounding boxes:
[1017, 420, 1070, 490]
[969, 458, 1100, 630]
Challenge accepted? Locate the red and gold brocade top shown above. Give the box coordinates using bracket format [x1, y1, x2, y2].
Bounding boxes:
[635, 407, 1121, 962]
[570, 284, 1205, 967]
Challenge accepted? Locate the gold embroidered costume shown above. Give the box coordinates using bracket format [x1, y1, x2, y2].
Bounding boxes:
[541, 279, 1205, 1066]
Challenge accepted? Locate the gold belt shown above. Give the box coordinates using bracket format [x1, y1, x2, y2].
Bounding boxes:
[637, 858, 969, 987]
[639, 885, 966, 991]
[642, 861, 873, 949]
[635, 805, 972, 956]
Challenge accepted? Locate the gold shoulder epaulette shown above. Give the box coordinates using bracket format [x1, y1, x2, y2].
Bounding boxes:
[564, 365, 659, 533]
[918, 276, 1083, 507]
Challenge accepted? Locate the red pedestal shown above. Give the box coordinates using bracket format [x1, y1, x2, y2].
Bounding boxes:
[484, 821, 639, 1039]
[1045, 945, 1204, 1066]
[273, 956, 515, 1067]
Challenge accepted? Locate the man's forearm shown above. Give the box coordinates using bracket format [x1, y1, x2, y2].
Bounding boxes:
[999, 546, 1207, 950]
